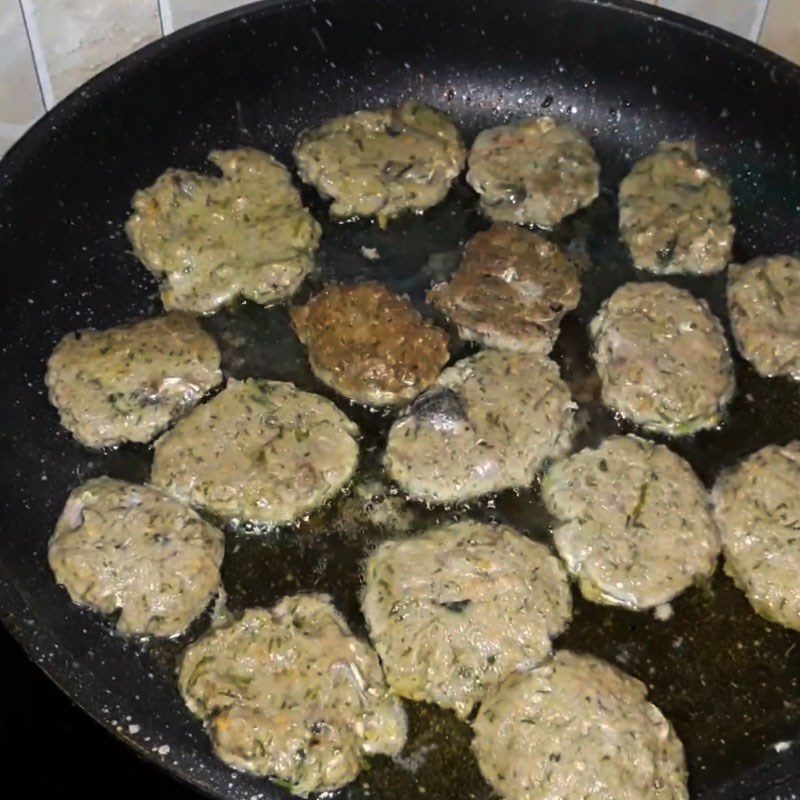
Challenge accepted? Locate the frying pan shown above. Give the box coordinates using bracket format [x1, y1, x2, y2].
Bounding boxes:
[2, 0, 800, 797]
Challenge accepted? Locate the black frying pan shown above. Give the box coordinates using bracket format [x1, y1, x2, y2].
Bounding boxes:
[2, 0, 800, 798]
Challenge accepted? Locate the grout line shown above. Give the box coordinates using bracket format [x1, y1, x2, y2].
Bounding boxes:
[751, 0, 770, 43]
[18, 0, 53, 110]
[158, 0, 174, 35]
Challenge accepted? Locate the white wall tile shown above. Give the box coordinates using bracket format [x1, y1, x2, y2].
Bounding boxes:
[161, 0, 249, 33]
[760, 0, 800, 64]
[0, 2, 45, 155]
[21, 0, 162, 106]
[657, 0, 768, 41]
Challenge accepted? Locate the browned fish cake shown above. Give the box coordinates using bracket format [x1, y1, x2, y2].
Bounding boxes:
[427, 225, 581, 354]
[291, 282, 450, 406]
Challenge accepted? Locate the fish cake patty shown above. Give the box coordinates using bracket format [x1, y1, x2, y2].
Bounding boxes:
[151, 379, 359, 526]
[178, 594, 406, 795]
[384, 350, 575, 503]
[362, 520, 571, 718]
[427, 225, 580, 354]
[291, 282, 450, 406]
[727, 255, 800, 378]
[713, 442, 800, 631]
[472, 651, 688, 800]
[126, 148, 321, 314]
[590, 281, 734, 436]
[466, 116, 600, 228]
[619, 141, 733, 276]
[49, 477, 223, 636]
[542, 435, 720, 609]
[46, 313, 222, 448]
[294, 101, 465, 225]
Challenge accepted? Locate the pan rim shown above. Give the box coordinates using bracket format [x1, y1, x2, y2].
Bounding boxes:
[1, 1, 799, 798]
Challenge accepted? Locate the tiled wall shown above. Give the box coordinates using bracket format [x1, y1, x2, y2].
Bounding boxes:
[1, 0, 798, 156]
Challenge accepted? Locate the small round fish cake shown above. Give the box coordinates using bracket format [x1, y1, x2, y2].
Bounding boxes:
[291, 282, 450, 406]
[472, 651, 688, 800]
[619, 141, 734, 276]
[384, 350, 575, 503]
[178, 594, 406, 795]
[293, 101, 465, 226]
[727, 255, 800, 379]
[590, 282, 734, 436]
[466, 117, 600, 228]
[427, 225, 580, 354]
[45, 313, 222, 449]
[49, 477, 223, 637]
[151, 379, 359, 526]
[126, 148, 321, 314]
[713, 442, 800, 631]
[362, 521, 571, 719]
[542, 435, 719, 610]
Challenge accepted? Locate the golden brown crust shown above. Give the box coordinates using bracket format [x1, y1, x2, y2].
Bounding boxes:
[427, 225, 580, 353]
[291, 282, 450, 406]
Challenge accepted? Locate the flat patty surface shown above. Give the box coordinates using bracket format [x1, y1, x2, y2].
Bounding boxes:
[178, 594, 406, 795]
[126, 148, 321, 314]
[362, 520, 571, 718]
[590, 281, 735, 436]
[713, 442, 800, 631]
[619, 141, 733, 276]
[466, 116, 599, 228]
[727, 255, 800, 379]
[427, 225, 580, 354]
[151, 379, 359, 526]
[46, 313, 222, 449]
[291, 282, 450, 406]
[48, 477, 223, 637]
[472, 651, 688, 800]
[293, 101, 465, 225]
[542, 435, 720, 610]
[384, 350, 575, 503]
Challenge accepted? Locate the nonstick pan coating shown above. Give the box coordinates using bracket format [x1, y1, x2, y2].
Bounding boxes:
[2, 1, 800, 798]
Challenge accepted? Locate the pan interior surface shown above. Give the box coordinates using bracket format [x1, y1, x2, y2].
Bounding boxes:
[1, 1, 800, 798]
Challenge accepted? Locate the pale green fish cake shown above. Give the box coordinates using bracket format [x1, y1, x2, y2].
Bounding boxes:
[727, 255, 800, 378]
[49, 477, 223, 637]
[590, 281, 734, 436]
[294, 101, 465, 226]
[45, 313, 222, 448]
[384, 349, 576, 503]
[126, 148, 321, 314]
[178, 594, 406, 796]
[151, 379, 359, 526]
[362, 520, 571, 719]
[473, 651, 688, 800]
[467, 116, 599, 228]
[713, 442, 800, 631]
[619, 141, 733, 276]
[543, 434, 720, 610]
